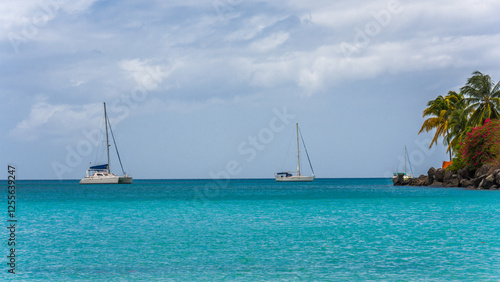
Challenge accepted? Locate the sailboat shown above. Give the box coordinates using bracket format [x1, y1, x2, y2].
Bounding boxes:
[275, 123, 315, 182]
[80, 102, 133, 184]
[392, 145, 414, 181]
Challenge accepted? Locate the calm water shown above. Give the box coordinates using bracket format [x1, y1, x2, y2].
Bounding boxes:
[3, 178, 500, 280]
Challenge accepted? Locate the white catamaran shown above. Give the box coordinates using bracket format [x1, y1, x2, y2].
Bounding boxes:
[80, 102, 133, 184]
[393, 145, 414, 181]
[275, 123, 315, 182]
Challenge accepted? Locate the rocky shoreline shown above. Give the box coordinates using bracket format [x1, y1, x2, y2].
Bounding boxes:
[392, 164, 500, 190]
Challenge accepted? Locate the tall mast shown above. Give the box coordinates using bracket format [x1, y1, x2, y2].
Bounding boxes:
[296, 123, 301, 176]
[404, 145, 407, 174]
[104, 102, 110, 173]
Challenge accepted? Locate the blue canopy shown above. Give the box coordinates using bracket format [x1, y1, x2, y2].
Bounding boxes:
[89, 164, 108, 170]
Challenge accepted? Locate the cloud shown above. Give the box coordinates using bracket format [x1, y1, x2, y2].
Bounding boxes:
[11, 98, 102, 140]
[120, 59, 171, 91]
[250, 32, 290, 52]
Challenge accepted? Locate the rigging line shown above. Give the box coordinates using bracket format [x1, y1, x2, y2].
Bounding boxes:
[107, 117, 126, 175]
[298, 126, 315, 175]
[405, 147, 413, 175]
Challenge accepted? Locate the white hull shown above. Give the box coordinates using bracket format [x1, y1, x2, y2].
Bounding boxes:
[80, 175, 120, 184]
[392, 174, 414, 181]
[276, 175, 315, 182]
[80, 172, 133, 184]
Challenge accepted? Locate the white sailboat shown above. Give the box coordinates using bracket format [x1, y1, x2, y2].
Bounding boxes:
[275, 123, 315, 182]
[80, 102, 133, 184]
[392, 145, 414, 181]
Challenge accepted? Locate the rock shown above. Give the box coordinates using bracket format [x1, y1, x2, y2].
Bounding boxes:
[480, 174, 495, 189]
[392, 173, 404, 186]
[494, 170, 500, 186]
[445, 178, 460, 188]
[475, 164, 492, 178]
[430, 181, 443, 187]
[410, 176, 427, 186]
[443, 170, 454, 183]
[435, 168, 445, 182]
[460, 179, 473, 188]
[427, 167, 436, 184]
[474, 175, 486, 188]
[458, 168, 470, 180]
[490, 185, 498, 190]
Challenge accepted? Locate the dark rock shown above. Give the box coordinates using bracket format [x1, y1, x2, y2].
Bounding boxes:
[460, 179, 473, 188]
[410, 176, 427, 186]
[427, 167, 436, 184]
[445, 178, 460, 188]
[480, 174, 495, 189]
[435, 168, 445, 182]
[444, 170, 454, 183]
[490, 185, 498, 190]
[474, 175, 486, 188]
[430, 181, 443, 187]
[457, 168, 470, 180]
[475, 164, 492, 178]
[392, 173, 404, 186]
[494, 170, 500, 186]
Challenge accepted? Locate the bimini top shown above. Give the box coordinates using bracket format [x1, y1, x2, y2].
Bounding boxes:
[276, 172, 292, 177]
[89, 164, 108, 170]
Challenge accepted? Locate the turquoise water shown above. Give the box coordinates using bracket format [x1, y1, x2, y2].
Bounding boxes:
[3, 178, 500, 280]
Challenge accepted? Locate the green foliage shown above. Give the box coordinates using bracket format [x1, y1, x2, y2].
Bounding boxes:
[445, 154, 465, 173]
[460, 119, 500, 170]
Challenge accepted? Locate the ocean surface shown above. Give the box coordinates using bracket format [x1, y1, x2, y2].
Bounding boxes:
[3, 178, 500, 280]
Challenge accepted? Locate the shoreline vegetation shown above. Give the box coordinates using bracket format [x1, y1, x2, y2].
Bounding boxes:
[394, 71, 500, 189]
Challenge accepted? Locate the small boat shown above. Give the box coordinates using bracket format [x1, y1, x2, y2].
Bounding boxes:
[80, 102, 133, 184]
[275, 123, 315, 182]
[393, 145, 414, 181]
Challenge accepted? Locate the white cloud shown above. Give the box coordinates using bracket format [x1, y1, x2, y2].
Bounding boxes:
[120, 59, 171, 91]
[250, 32, 290, 52]
[11, 99, 102, 140]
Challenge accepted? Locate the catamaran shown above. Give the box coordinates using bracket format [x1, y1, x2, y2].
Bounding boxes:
[275, 123, 315, 182]
[393, 145, 414, 181]
[80, 102, 133, 184]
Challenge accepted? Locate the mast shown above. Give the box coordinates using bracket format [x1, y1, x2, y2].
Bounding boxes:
[296, 123, 301, 176]
[404, 145, 407, 174]
[104, 102, 110, 173]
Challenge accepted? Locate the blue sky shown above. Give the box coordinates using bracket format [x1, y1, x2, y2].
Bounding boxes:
[1, 0, 500, 179]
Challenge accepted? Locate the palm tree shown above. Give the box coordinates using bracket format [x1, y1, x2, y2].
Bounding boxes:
[419, 91, 464, 160]
[462, 71, 500, 127]
[447, 101, 470, 155]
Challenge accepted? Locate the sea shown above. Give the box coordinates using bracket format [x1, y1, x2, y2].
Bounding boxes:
[3, 178, 500, 280]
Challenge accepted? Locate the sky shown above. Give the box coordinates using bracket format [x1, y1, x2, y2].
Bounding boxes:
[1, 0, 500, 180]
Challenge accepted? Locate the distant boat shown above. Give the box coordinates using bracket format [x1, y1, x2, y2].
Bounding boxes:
[275, 123, 315, 182]
[393, 145, 414, 181]
[80, 102, 133, 184]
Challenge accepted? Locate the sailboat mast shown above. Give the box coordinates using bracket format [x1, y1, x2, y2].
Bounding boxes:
[104, 102, 110, 173]
[404, 145, 407, 174]
[296, 123, 301, 176]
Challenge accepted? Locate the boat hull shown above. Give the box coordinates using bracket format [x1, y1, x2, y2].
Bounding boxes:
[118, 176, 133, 184]
[79, 176, 120, 184]
[275, 175, 315, 182]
